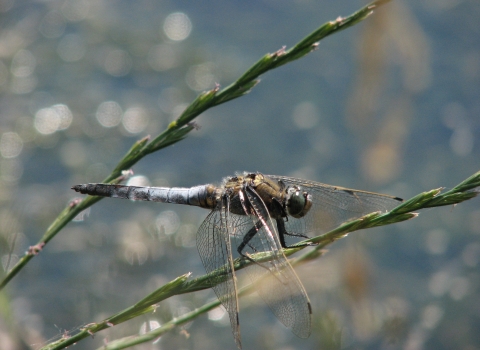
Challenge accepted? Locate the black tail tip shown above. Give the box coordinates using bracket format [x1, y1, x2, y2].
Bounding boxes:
[72, 185, 84, 193]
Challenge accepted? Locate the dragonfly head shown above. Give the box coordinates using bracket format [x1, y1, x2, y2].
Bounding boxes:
[286, 186, 313, 218]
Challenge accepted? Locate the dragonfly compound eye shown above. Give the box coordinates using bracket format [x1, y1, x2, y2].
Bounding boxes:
[286, 187, 313, 218]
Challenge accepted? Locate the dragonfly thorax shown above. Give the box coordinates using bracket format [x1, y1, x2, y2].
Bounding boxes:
[285, 186, 313, 218]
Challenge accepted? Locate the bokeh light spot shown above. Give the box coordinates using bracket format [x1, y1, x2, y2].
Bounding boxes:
[139, 319, 162, 343]
[139, 320, 161, 335]
[421, 304, 443, 329]
[424, 229, 449, 255]
[461, 242, 480, 267]
[208, 307, 226, 321]
[122, 107, 150, 134]
[174, 223, 196, 248]
[0, 159, 23, 183]
[126, 175, 151, 187]
[449, 277, 469, 301]
[2, 254, 19, 271]
[11, 49, 36, 77]
[0, 132, 23, 159]
[428, 270, 450, 297]
[124, 241, 148, 265]
[450, 126, 473, 156]
[155, 210, 180, 236]
[163, 12, 192, 41]
[96, 101, 123, 128]
[185, 63, 216, 91]
[10, 75, 37, 94]
[32, 104, 72, 135]
[292, 101, 320, 129]
[52, 104, 73, 130]
[34, 107, 62, 135]
[361, 143, 401, 184]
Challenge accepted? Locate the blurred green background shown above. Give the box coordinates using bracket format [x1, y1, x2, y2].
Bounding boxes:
[0, 0, 479, 349]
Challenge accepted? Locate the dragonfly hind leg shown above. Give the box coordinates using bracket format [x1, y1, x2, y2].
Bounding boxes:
[237, 220, 276, 273]
[237, 220, 262, 259]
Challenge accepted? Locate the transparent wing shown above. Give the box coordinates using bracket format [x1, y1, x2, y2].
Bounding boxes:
[232, 186, 312, 338]
[196, 200, 241, 349]
[268, 175, 403, 237]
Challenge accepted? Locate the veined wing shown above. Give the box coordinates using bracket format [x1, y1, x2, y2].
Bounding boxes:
[233, 185, 312, 338]
[196, 197, 242, 349]
[268, 175, 402, 236]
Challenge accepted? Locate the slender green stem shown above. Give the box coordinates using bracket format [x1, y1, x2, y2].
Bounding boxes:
[0, 0, 391, 292]
[39, 170, 480, 350]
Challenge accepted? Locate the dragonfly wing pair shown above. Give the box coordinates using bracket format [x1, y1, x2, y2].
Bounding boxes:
[196, 197, 243, 348]
[196, 183, 311, 349]
[268, 175, 403, 238]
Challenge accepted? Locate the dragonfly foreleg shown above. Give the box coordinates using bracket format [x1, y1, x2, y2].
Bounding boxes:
[284, 232, 309, 239]
[276, 218, 316, 248]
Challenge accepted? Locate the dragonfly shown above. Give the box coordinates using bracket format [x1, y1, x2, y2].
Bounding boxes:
[72, 172, 402, 349]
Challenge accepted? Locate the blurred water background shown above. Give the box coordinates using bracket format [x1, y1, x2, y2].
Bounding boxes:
[0, 0, 479, 349]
